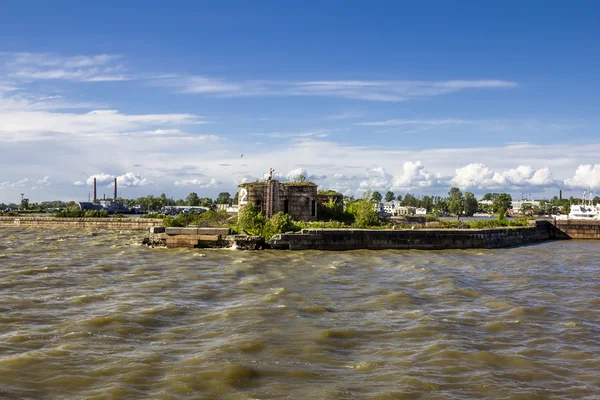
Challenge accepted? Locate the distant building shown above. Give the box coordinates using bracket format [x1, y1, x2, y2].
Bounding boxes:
[79, 200, 130, 214]
[415, 207, 427, 215]
[511, 200, 541, 213]
[375, 201, 417, 216]
[238, 179, 317, 222]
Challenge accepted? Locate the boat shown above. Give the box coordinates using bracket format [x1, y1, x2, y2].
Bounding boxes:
[553, 191, 600, 220]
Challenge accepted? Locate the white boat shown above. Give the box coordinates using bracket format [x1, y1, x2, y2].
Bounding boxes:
[553, 191, 600, 220]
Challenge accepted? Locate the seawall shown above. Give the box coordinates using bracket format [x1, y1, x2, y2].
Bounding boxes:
[552, 220, 600, 240]
[0, 216, 164, 231]
[269, 225, 550, 250]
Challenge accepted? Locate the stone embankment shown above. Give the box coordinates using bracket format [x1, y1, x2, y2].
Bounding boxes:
[146, 227, 266, 249]
[269, 225, 550, 250]
[0, 216, 163, 231]
[551, 220, 600, 240]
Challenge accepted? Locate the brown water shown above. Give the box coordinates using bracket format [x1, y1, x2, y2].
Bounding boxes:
[1, 228, 599, 400]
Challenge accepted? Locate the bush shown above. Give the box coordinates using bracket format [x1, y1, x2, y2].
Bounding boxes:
[84, 209, 109, 218]
[295, 220, 348, 229]
[262, 212, 300, 239]
[141, 213, 165, 219]
[237, 204, 266, 235]
[345, 197, 380, 228]
[54, 209, 84, 218]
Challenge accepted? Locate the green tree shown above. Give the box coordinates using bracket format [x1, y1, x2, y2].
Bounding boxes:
[396, 194, 403, 202]
[186, 192, 200, 206]
[464, 192, 478, 217]
[20, 198, 29, 210]
[520, 202, 533, 216]
[401, 193, 419, 207]
[492, 193, 513, 217]
[263, 212, 298, 239]
[349, 191, 381, 228]
[237, 203, 266, 235]
[447, 187, 464, 220]
[384, 191, 395, 202]
[216, 192, 231, 204]
[233, 192, 239, 204]
[371, 191, 383, 203]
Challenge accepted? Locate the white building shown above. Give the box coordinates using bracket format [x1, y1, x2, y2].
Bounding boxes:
[511, 200, 541, 213]
[375, 201, 417, 216]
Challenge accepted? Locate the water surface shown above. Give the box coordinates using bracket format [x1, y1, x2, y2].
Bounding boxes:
[1, 228, 599, 399]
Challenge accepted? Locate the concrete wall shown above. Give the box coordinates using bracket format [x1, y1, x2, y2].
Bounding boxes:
[0, 216, 163, 231]
[553, 220, 600, 239]
[269, 226, 550, 250]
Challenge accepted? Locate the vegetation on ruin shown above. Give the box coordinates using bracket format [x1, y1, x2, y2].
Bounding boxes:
[162, 209, 233, 228]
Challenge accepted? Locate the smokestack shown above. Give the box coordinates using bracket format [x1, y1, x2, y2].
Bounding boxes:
[114, 178, 117, 200]
[560, 190, 562, 200]
[93, 178, 97, 202]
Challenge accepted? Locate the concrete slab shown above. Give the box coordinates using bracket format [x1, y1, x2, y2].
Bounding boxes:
[150, 226, 165, 234]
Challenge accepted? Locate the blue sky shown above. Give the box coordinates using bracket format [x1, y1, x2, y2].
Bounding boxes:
[1, 1, 599, 202]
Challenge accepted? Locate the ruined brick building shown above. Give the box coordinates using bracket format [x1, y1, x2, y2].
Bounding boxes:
[237, 178, 318, 222]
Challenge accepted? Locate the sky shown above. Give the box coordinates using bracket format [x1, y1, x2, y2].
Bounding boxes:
[1, 1, 599, 203]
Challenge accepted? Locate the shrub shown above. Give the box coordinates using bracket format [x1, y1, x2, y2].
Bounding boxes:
[54, 209, 84, 218]
[262, 212, 300, 239]
[237, 204, 266, 235]
[141, 213, 165, 219]
[84, 209, 109, 218]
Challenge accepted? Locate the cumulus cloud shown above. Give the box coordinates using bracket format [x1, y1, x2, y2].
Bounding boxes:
[359, 167, 393, 191]
[73, 181, 85, 186]
[393, 161, 446, 190]
[285, 168, 327, 181]
[452, 163, 557, 190]
[174, 178, 220, 187]
[564, 164, 600, 189]
[84, 173, 151, 187]
[86, 173, 115, 185]
[0, 178, 29, 189]
[117, 172, 151, 187]
[36, 176, 51, 186]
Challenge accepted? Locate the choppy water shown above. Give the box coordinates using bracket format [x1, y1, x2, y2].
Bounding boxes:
[1, 228, 599, 400]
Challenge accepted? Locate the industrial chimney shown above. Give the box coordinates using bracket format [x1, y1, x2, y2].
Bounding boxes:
[114, 178, 117, 200]
[93, 178, 97, 202]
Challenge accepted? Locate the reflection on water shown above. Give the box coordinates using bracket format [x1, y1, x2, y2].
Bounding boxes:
[1, 228, 599, 399]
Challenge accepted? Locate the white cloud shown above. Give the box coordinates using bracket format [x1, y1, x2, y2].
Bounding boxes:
[0, 178, 29, 189]
[36, 176, 51, 186]
[162, 77, 517, 102]
[73, 181, 85, 186]
[452, 163, 557, 190]
[84, 173, 151, 187]
[285, 168, 327, 181]
[357, 119, 469, 127]
[174, 178, 220, 187]
[564, 164, 600, 189]
[393, 161, 446, 190]
[5, 52, 129, 82]
[117, 172, 151, 187]
[86, 173, 115, 186]
[0, 108, 203, 141]
[359, 167, 394, 191]
[252, 130, 330, 139]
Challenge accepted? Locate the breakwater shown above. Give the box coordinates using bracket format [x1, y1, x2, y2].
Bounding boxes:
[0, 216, 163, 231]
[269, 226, 550, 250]
[552, 220, 600, 239]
